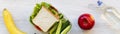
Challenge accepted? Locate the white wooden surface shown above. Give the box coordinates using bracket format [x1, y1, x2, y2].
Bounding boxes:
[0, 0, 120, 34]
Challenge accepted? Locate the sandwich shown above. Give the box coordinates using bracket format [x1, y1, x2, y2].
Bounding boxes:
[30, 2, 71, 34]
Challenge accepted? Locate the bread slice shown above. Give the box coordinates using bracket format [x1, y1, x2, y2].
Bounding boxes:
[32, 6, 58, 32]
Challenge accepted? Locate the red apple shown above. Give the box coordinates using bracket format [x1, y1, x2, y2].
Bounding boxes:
[78, 13, 95, 30]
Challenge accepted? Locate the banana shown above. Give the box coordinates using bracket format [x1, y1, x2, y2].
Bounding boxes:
[3, 8, 26, 34]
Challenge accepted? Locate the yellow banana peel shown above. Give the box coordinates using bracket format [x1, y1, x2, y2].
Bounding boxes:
[3, 8, 26, 34]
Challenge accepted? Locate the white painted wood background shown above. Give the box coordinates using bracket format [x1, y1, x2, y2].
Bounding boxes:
[0, 0, 120, 34]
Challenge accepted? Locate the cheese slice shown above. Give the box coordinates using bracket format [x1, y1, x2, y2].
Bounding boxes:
[32, 6, 58, 32]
